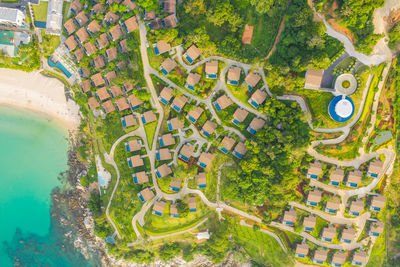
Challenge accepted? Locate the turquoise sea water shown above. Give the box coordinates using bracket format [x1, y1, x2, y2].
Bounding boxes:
[0, 106, 97, 266]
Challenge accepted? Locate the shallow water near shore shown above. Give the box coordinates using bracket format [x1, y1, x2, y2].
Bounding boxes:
[0, 106, 95, 266]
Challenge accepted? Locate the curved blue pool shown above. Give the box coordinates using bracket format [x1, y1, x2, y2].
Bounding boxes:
[328, 95, 355, 122]
[48, 57, 72, 78]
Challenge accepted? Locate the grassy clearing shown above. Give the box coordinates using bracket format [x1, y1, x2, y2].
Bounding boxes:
[32, 2, 48, 21]
[40, 30, 60, 58]
[310, 216, 329, 239]
[144, 120, 158, 149]
[62, 1, 71, 23]
[232, 224, 294, 266]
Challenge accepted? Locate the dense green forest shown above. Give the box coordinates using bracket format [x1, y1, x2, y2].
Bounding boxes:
[389, 22, 400, 50]
[225, 98, 310, 219]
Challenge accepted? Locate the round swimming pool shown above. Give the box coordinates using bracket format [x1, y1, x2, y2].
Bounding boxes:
[328, 95, 355, 122]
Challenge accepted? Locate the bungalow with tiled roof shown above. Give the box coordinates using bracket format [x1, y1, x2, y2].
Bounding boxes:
[346, 170, 362, 188]
[141, 110, 157, 124]
[185, 73, 201, 91]
[245, 72, 261, 91]
[149, 18, 162, 30]
[304, 69, 324, 90]
[160, 58, 177, 75]
[102, 100, 115, 114]
[156, 148, 172, 161]
[205, 60, 218, 79]
[80, 79, 91, 93]
[96, 33, 109, 49]
[64, 18, 76, 35]
[138, 188, 154, 202]
[282, 209, 296, 226]
[242, 24, 253, 44]
[93, 3, 105, 14]
[109, 85, 123, 98]
[214, 95, 232, 111]
[369, 221, 384, 237]
[123, 0, 137, 10]
[247, 117, 265, 134]
[201, 121, 217, 137]
[167, 117, 183, 131]
[75, 27, 89, 43]
[153, 200, 167, 216]
[179, 144, 194, 162]
[169, 178, 182, 192]
[106, 47, 118, 62]
[307, 161, 322, 179]
[232, 108, 248, 125]
[306, 190, 322, 207]
[80, 68, 90, 78]
[105, 11, 120, 24]
[144, 10, 156, 20]
[127, 154, 144, 168]
[93, 55, 106, 69]
[159, 87, 173, 105]
[170, 204, 178, 217]
[367, 160, 383, 178]
[155, 163, 172, 178]
[171, 95, 188, 112]
[303, 215, 316, 232]
[125, 139, 141, 152]
[75, 11, 89, 27]
[154, 40, 171, 55]
[163, 14, 178, 28]
[162, 0, 176, 13]
[313, 249, 327, 265]
[220, 136, 235, 154]
[340, 228, 356, 243]
[115, 98, 130, 111]
[65, 36, 78, 51]
[122, 114, 137, 128]
[197, 152, 214, 169]
[96, 87, 111, 101]
[349, 199, 364, 216]
[123, 17, 138, 33]
[159, 133, 175, 147]
[74, 48, 84, 62]
[109, 25, 123, 41]
[83, 42, 96, 56]
[183, 45, 201, 64]
[70, 0, 82, 15]
[325, 197, 340, 214]
[87, 20, 101, 34]
[295, 244, 309, 258]
[123, 81, 133, 92]
[91, 73, 105, 87]
[331, 252, 346, 267]
[187, 106, 203, 123]
[370, 195, 385, 212]
[128, 95, 143, 110]
[88, 97, 100, 110]
[321, 226, 336, 242]
[249, 89, 267, 108]
[119, 39, 131, 53]
[188, 197, 197, 212]
[330, 168, 344, 186]
[104, 71, 116, 84]
[196, 172, 207, 188]
[352, 251, 367, 266]
[227, 67, 241, 85]
[233, 142, 246, 159]
[133, 171, 148, 184]
[107, 0, 122, 4]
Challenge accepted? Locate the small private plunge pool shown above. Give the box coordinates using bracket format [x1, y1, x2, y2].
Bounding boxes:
[48, 57, 72, 78]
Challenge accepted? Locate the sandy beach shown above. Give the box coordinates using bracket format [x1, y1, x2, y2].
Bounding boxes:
[0, 68, 81, 131]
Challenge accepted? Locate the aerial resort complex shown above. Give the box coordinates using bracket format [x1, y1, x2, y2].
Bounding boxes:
[0, 0, 399, 265]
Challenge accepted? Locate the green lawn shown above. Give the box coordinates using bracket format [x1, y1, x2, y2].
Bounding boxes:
[232, 224, 294, 266]
[32, 2, 48, 22]
[62, 1, 71, 23]
[41, 30, 60, 58]
[310, 216, 329, 239]
[144, 120, 158, 149]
